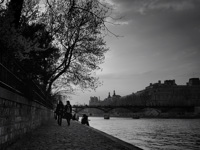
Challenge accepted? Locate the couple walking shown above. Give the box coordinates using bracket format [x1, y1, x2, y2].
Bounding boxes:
[55, 100, 72, 126]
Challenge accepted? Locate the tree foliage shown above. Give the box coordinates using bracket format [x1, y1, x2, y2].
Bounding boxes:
[0, 0, 110, 97]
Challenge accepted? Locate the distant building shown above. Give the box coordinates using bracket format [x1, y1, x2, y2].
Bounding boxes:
[112, 90, 121, 99]
[88, 78, 200, 116]
[187, 78, 200, 86]
[134, 78, 200, 106]
[89, 78, 200, 108]
[89, 96, 101, 106]
[89, 90, 121, 106]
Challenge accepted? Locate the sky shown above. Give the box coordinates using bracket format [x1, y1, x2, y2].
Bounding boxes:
[70, 0, 200, 105]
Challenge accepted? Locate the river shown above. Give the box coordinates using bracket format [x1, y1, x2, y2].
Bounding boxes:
[87, 117, 200, 150]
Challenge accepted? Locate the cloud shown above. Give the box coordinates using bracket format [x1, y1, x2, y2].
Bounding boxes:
[138, 0, 197, 12]
[108, 0, 200, 23]
[111, 0, 199, 12]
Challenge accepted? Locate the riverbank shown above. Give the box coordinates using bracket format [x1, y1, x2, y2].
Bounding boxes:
[5, 118, 142, 150]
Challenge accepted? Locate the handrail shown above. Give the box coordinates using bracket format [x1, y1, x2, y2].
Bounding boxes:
[0, 63, 24, 83]
[0, 60, 53, 109]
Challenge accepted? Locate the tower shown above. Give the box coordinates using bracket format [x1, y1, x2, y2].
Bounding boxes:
[108, 92, 111, 98]
[113, 90, 116, 96]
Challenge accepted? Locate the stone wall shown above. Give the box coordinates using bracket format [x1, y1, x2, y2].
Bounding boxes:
[195, 107, 200, 114]
[0, 86, 53, 149]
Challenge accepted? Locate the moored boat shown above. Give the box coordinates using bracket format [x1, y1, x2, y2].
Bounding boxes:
[132, 116, 140, 119]
[104, 114, 110, 119]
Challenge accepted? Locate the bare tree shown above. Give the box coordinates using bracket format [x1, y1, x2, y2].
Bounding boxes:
[39, 0, 109, 94]
[1, 0, 111, 96]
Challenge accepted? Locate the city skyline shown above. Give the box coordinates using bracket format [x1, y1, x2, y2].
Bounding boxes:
[70, 0, 200, 105]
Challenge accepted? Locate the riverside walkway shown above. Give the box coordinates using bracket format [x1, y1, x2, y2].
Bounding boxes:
[6, 118, 142, 150]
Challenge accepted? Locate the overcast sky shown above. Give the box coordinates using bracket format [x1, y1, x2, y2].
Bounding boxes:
[70, 0, 200, 105]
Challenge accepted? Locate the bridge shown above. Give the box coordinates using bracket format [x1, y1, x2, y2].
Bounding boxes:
[72, 104, 195, 114]
[72, 104, 198, 119]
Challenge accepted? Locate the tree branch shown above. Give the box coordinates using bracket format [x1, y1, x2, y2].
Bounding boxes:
[0, 0, 4, 4]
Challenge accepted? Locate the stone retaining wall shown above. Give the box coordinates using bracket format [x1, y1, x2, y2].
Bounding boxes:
[195, 107, 200, 114]
[0, 86, 53, 149]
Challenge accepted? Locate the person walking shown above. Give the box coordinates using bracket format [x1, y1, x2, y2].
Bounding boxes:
[55, 100, 64, 126]
[64, 101, 72, 126]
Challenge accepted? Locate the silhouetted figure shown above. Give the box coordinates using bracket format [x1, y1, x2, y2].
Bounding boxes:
[54, 109, 57, 120]
[81, 114, 90, 126]
[72, 113, 79, 121]
[55, 100, 64, 126]
[64, 101, 72, 126]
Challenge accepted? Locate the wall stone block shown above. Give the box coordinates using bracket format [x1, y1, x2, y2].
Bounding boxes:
[0, 86, 53, 149]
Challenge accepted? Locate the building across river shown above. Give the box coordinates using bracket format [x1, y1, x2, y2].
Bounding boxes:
[89, 78, 200, 117]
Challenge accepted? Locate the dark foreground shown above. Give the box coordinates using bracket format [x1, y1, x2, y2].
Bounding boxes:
[6, 118, 142, 150]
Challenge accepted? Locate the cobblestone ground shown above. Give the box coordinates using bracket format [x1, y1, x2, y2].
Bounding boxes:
[6, 118, 142, 150]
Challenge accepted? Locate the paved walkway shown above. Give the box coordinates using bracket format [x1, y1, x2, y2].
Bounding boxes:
[6, 118, 142, 150]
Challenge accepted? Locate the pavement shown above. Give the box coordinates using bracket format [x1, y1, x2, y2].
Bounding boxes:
[6, 118, 142, 150]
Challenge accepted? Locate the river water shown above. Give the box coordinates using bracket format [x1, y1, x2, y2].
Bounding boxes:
[88, 117, 200, 150]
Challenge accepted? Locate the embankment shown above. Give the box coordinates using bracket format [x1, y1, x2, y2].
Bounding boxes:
[0, 86, 52, 149]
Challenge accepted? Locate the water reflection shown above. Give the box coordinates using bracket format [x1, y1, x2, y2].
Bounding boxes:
[89, 117, 200, 150]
